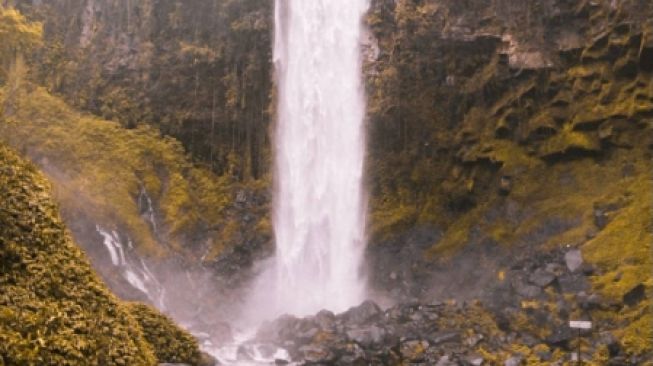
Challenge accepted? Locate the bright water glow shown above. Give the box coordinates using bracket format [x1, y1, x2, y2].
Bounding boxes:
[272, 0, 370, 316]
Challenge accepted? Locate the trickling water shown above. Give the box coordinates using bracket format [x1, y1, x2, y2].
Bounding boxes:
[96, 226, 167, 310]
[272, 0, 369, 316]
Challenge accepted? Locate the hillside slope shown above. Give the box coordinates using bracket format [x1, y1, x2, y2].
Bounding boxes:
[0, 144, 203, 365]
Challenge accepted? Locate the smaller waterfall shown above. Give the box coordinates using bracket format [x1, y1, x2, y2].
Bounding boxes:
[96, 226, 167, 309]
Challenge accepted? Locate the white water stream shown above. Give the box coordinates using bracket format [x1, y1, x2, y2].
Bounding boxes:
[212, 1, 370, 363]
[272, 0, 370, 317]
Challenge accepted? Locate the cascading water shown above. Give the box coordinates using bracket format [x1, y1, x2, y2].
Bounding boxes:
[272, 0, 369, 316]
[212, 2, 370, 363]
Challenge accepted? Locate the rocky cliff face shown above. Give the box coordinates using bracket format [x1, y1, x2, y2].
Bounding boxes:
[4, 0, 651, 362]
[363, 0, 652, 360]
[11, 0, 272, 180]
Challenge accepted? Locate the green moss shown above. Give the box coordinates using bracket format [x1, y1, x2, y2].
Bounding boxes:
[0, 85, 244, 259]
[0, 144, 157, 365]
[127, 303, 203, 365]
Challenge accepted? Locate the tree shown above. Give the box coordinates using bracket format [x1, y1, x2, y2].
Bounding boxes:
[0, 6, 42, 81]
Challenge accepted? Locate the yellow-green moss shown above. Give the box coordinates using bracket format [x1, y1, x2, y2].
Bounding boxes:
[127, 303, 203, 365]
[0, 84, 241, 259]
[0, 144, 157, 365]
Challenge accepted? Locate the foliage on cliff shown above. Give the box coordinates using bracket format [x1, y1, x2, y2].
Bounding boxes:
[366, 0, 653, 360]
[12, 0, 273, 181]
[0, 144, 159, 365]
[128, 303, 205, 365]
[0, 81, 271, 265]
[0, 6, 41, 79]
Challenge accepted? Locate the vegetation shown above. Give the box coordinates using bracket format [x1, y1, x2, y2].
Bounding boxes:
[128, 303, 204, 365]
[366, 0, 653, 360]
[0, 144, 158, 365]
[0, 6, 41, 80]
[0, 79, 273, 265]
[12, 0, 273, 180]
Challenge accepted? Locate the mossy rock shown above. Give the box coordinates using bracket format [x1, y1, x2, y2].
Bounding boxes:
[127, 303, 204, 365]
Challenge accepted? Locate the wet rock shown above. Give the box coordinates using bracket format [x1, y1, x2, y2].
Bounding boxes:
[346, 325, 387, 347]
[299, 345, 334, 364]
[504, 356, 523, 366]
[429, 331, 461, 345]
[546, 327, 574, 348]
[338, 342, 366, 364]
[579, 292, 602, 310]
[340, 300, 382, 325]
[465, 333, 484, 347]
[529, 268, 556, 287]
[499, 175, 513, 195]
[593, 208, 609, 229]
[623, 284, 646, 306]
[564, 249, 583, 272]
[513, 279, 542, 298]
[314, 309, 336, 330]
[400, 339, 429, 362]
[598, 331, 621, 357]
[465, 354, 485, 365]
[435, 355, 456, 366]
[535, 347, 552, 361]
[558, 273, 589, 293]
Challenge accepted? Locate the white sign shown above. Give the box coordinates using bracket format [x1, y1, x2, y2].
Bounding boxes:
[569, 320, 592, 329]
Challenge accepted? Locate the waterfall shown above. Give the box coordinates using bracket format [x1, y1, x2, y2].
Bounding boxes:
[272, 0, 369, 316]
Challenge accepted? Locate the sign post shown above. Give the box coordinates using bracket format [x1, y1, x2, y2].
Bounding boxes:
[569, 320, 592, 365]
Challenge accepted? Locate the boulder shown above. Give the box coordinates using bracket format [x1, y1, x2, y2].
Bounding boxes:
[623, 284, 646, 306]
[429, 331, 462, 345]
[564, 249, 583, 272]
[346, 325, 387, 347]
[399, 339, 429, 362]
[436, 355, 456, 366]
[529, 269, 556, 287]
[505, 356, 523, 366]
[340, 300, 382, 325]
[298, 345, 334, 364]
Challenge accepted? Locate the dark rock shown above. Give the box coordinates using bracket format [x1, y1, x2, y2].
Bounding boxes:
[557, 274, 589, 293]
[338, 342, 366, 364]
[598, 331, 621, 357]
[593, 208, 609, 229]
[546, 327, 574, 348]
[535, 348, 552, 361]
[340, 300, 382, 325]
[314, 309, 336, 330]
[299, 345, 334, 364]
[623, 284, 646, 306]
[504, 356, 523, 366]
[435, 355, 456, 366]
[465, 354, 485, 366]
[465, 333, 484, 347]
[513, 279, 542, 298]
[346, 325, 387, 347]
[579, 292, 602, 310]
[499, 175, 513, 195]
[399, 339, 429, 362]
[545, 262, 564, 275]
[429, 331, 461, 345]
[274, 359, 290, 365]
[529, 268, 556, 287]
